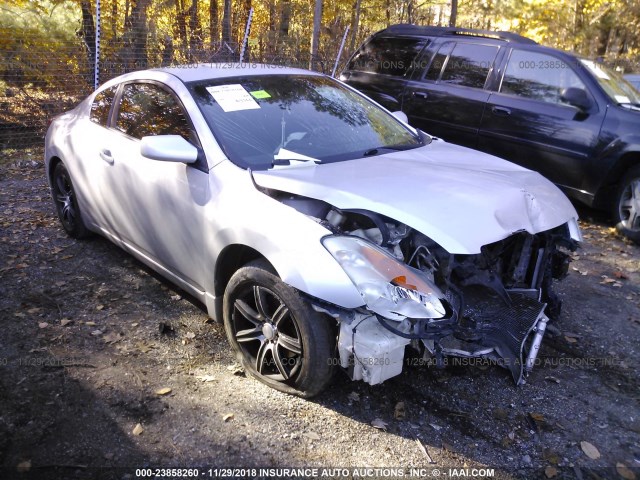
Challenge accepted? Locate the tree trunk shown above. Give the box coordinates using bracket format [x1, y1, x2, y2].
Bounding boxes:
[279, 0, 292, 43]
[386, 0, 391, 27]
[449, 0, 458, 27]
[111, 0, 117, 39]
[349, 0, 361, 53]
[80, 0, 96, 64]
[125, 0, 151, 69]
[189, 0, 203, 54]
[310, 0, 323, 69]
[175, 0, 188, 57]
[222, 0, 232, 45]
[209, 0, 218, 46]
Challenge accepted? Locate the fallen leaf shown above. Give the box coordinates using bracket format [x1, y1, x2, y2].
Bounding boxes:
[38, 322, 49, 329]
[580, 441, 600, 459]
[185, 331, 196, 339]
[429, 423, 442, 431]
[96, 305, 104, 311]
[91, 329, 103, 336]
[16, 460, 31, 473]
[85, 321, 97, 326]
[196, 375, 216, 382]
[565, 336, 578, 344]
[136, 342, 154, 353]
[303, 431, 320, 440]
[131, 322, 139, 327]
[545, 376, 561, 384]
[27, 307, 41, 314]
[613, 271, 628, 280]
[103, 332, 122, 344]
[616, 462, 636, 480]
[347, 391, 360, 402]
[60, 319, 72, 326]
[132, 423, 144, 435]
[170, 295, 181, 301]
[544, 466, 558, 478]
[155, 387, 172, 396]
[394, 401, 406, 420]
[371, 418, 388, 431]
[222, 413, 234, 422]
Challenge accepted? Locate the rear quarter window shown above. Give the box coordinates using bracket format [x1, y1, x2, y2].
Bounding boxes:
[89, 87, 117, 126]
[348, 36, 428, 77]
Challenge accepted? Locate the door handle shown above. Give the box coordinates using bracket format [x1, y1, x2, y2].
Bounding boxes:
[412, 91, 428, 99]
[491, 106, 511, 116]
[99, 149, 114, 164]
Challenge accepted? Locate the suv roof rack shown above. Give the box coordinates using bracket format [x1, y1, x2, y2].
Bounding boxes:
[383, 24, 537, 45]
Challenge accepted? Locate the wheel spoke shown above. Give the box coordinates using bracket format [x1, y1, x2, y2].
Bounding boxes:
[272, 346, 290, 380]
[55, 174, 68, 195]
[271, 304, 289, 327]
[56, 193, 68, 204]
[255, 341, 272, 375]
[235, 326, 264, 344]
[253, 286, 269, 320]
[277, 333, 302, 355]
[234, 299, 262, 326]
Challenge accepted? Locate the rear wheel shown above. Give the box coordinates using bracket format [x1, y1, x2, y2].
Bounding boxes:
[614, 166, 640, 243]
[223, 260, 335, 397]
[51, 162, 91, 239]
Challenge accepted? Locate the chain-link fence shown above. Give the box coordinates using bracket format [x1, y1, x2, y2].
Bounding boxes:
[0, 6, 350, 152]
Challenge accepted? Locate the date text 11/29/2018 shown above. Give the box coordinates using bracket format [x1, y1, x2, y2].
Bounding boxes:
[135, 467, 497, 478]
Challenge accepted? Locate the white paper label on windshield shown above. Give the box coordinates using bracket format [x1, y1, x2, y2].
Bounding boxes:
[206, 84, 260, 112]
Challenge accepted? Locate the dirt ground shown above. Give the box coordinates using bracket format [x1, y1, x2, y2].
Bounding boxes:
[1, 149, 639, 480]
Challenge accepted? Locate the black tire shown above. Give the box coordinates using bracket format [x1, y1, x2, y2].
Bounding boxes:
[613, 165, 640, 244]
[223, 260, 335, 397]
[51, 162, 91, 239]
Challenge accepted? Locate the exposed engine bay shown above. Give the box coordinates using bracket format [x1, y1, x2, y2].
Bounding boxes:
[277, 192, 578, 386]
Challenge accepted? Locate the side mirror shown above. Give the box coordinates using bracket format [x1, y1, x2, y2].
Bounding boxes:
[140, 135, 198, 164]
[391, 110, 409, 124]
[560, 88, 593, 112]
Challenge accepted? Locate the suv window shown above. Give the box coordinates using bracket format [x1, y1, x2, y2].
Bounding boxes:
[115, 83, 194, 141]
[439, 43, 499, 89]
[347, 36, 427, 77]
[90, 87, 117, 126]
[423, 42, 454, 81]
[500, 50, 586, 104]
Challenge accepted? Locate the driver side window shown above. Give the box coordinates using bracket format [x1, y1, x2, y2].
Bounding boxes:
[500, 50, 586, 104]
[116, 83, 196, 143]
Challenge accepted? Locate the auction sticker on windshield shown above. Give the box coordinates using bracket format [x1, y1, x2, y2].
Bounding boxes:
[206, 84, 260, 112]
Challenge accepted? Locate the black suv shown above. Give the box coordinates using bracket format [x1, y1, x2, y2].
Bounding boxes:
[342, 25, 640, 242]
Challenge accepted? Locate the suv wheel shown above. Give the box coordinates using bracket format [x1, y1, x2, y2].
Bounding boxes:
[223, 260, 335, 397]
[614, 166, 640, 243]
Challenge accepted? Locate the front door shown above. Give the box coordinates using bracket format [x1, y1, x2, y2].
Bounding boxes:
[101, 81, 210, 291]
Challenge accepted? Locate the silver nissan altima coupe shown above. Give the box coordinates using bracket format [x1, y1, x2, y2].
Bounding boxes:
[45, 64, 582, 397]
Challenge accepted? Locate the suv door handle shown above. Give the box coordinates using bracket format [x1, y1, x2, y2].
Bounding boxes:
[99, 149, 114, 164]
[492, 106, 511, 116]
[412, 91, 428, 99]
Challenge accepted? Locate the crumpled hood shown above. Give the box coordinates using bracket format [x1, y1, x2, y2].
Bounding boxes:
[252, 140, 579, 254]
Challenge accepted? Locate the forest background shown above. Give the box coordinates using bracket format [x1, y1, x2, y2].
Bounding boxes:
[1, 0, 639, 148]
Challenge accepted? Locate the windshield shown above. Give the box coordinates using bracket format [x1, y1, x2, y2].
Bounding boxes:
[188, 74, 423, 169]
[581, 60, 640, 105]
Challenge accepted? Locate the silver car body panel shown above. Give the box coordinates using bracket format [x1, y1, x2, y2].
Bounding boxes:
[253, 139, 581, 254]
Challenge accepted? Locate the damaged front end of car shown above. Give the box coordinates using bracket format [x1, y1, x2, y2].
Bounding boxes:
[278, 195, 580, 386]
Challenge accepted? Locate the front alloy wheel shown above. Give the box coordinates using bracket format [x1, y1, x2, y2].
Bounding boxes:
[615, 166, 640, 243]
[223, 260, 335, 397]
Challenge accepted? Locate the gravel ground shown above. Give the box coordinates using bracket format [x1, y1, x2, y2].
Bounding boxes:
[1, 150, 639, 480]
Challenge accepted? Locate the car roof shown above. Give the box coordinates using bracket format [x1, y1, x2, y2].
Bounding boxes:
[378, 24, 537, 45]
[624, 74, 640, 80]
[151, 63, 323, 83]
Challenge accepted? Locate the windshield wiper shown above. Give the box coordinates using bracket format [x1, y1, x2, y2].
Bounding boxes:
[363, 144, 416, 157]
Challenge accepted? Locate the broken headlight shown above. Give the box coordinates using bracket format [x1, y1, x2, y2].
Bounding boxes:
[322, 235, 446, 320]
